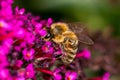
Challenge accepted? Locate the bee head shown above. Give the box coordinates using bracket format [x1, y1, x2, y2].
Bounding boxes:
[50, 22, 69, 35]
[44, 31, 54, 41]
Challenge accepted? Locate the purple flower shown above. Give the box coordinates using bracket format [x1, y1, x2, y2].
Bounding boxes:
[0, 38, 13, 55]
[7, 0, 13, 4]
[11, 20, 22, 29]
[15, 60, 23, 68]
[0, 54, 8, 68]
[42, 41, 54, 53]
[53, 68, 62, 80]
[14, 46, 21, 52]
[0, 20, 11, 30]
[17, 69, 25, 77]
[25, 63, 34, 79]
[35, 23, 42, 30]
[15, 6, 25, 15]
[47, 18, 53, 28]
[20, 42, 27, 48]
[14, 28, 25, 39]
[76, 48, 91, 59]
[0, 1, 13, 19]
[34, 23, 43, 34]
[65, 71, 77, 80]
[14, 42, 27, 52]
[83, 48, 91, 59]
[24, 32, 35, 44]
[13, 77, 25, 80]
[22, 48, 35, 61]
[0, 68, 10, 80]
[0, 45, 10, 55]
[3, 38, 13, 48]
[38, 29, 47, 37]
[103, 72, 110, 80]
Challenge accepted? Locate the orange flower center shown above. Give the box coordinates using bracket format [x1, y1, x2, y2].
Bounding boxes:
[43, 46, 49, 51]
[67, 76, 71, 80]
[0, 22, 3, 27]
[26, 53, 31, 58]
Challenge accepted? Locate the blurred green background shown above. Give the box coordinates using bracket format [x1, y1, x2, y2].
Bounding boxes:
[13, 0, 120, 38]
[13, 0, 120, 80]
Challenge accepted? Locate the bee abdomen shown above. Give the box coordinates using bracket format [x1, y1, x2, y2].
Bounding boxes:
[60, 31, 78, 64]
[62, 50, 77, 64]
[61, 42, 78, 64]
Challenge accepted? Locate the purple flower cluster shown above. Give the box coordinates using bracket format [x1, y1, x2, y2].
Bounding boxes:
[53, 68, 77, 80]
[0, 0, 110, 80]
[0, 0, 54, 79]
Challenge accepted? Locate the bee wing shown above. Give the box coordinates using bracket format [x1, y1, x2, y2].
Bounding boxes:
[78, 34, 94, 45]
[67, 22, 85, 33]
[67, 22, 94, 45]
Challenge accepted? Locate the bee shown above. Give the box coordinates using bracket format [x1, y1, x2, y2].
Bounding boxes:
[44, 22, 94, 64]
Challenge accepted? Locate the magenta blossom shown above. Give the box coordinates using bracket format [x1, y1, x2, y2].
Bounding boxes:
[38, 29, 47, 37]
[0, 45, 10, 55]
[0, 38, 13, 55]
[3, 38, 13, 48]
[0, 68, 10, 80]
[25, 63, 34, 79]
[0, 54, 8, 68]
[42, 41, 54, 54]
[15, 6, 25, 15]
[76, 48, 91, 59]
[22, 48, 35, 61]
[0, 20, 11, 30]
[47, 18, 53, 28]
[53, 68, 62, 80]
[65, 71, 78, 80]
[0, 0, 13, 19]
[14, 28, 25, 39]
[103, 72, 110, 80]
[24, 32, 35, 44]
[15, 60, 23, 68]
[17, 69, 25, 77]
[13, 77, 25, 80]
[20, 42, 27, 48]
[35, 23, 42, 30]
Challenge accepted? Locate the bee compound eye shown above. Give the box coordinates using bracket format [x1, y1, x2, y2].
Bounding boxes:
[44, 32, 54, 39]
[45, 33, 51, 39]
